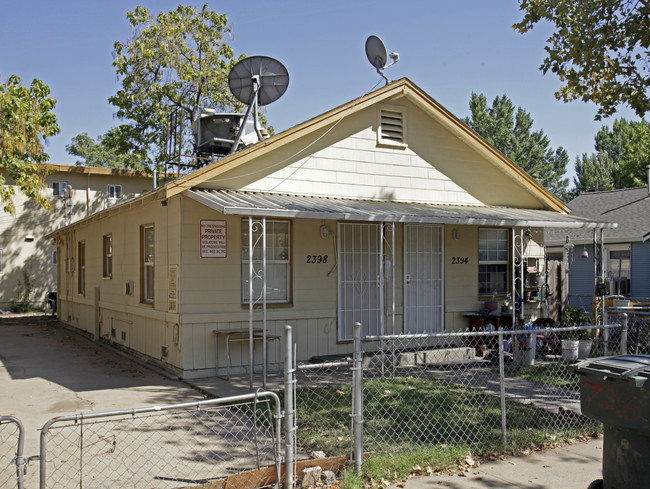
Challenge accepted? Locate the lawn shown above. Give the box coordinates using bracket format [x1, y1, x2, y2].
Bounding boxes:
[293, 376, 599, 485]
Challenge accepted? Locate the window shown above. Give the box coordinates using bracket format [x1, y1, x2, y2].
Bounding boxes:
[478, 228, 509, 295]
[242, 219, 291, 303]
[78, 241, 85, 295]
[608, 249, 631, 296]
[103, 234, 112, 278]
[53, 182, 68, 197]
[140, 225, 154, 303]
[51, 250, 56, 266]
[107, 184, 122, 200]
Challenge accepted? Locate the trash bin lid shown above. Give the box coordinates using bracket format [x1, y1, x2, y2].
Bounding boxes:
[574, 355, 650, 388]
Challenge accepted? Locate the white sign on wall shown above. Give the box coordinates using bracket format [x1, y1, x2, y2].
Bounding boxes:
[200, 220, 227, 258]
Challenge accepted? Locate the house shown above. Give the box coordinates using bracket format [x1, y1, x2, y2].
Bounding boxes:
[0, 164, 152, 310]
[45, 79, 611, 380]
[545, 181, 650, 310]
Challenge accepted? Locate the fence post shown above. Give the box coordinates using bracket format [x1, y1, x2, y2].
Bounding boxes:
[603, 325, 609, 356]
[284, 325, 295, 489]
[621, 313, 628, 355]
[498, 328, 507, 447]
[351, 322, 364, 476]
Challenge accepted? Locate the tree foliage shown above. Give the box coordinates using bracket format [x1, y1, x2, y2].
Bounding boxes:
[572, 118, 650, 195]
[0, 75, 60, 213]
[66, 127, 148, 171]
[109, 4, 244, 171]
[514, 0, 650, 120]
[464, 92, 569, 197]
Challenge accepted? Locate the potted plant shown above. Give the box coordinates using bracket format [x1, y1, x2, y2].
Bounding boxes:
[560, 306, 593, 359]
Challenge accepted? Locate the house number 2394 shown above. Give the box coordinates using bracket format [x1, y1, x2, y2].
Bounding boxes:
[451, 257, 469, 265]
[306, 255, 328, 264]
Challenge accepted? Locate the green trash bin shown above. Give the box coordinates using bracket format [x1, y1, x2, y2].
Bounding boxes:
[574, 355, 650, 489]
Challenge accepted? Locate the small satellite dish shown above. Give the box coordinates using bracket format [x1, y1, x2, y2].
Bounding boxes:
[228, 56, 289, 106]
[226, 55, 289, 154]
[365, 35, 387, 70]
[365, 35, 399, 85]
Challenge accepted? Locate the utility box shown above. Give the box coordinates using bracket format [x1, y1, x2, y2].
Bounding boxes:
[574, 355, 650, 489]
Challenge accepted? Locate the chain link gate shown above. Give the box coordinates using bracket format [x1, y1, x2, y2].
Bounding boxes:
[3, 392, 287, 489]
[1, 417, 25, 489]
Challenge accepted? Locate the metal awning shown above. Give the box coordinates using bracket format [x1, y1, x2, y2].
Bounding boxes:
[187, 188, 616, 229]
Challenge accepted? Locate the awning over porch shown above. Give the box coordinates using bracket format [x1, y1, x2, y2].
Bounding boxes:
[187, 188, 615, 229]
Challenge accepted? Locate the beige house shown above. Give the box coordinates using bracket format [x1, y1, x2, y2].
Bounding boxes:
[0, 164, 152, 310]
[46, 79, 608, 380]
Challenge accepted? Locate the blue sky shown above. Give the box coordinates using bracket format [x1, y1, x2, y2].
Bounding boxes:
[1, 1, 640, 186]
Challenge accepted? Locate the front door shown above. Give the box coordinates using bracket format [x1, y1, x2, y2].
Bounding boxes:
[338, 223, 382, 340]
[403, 224, 443, 333]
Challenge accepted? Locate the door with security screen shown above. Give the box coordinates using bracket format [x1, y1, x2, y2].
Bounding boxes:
[404, 224, 443, 333]
[338, 223, 382, 340]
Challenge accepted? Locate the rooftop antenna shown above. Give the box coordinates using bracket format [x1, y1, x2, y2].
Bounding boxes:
[228, 55, 289, 154]
[365, 35, 399, 85]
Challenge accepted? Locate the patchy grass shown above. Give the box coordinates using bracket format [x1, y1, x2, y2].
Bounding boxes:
[510, 362, 581, 391]
[293, 376, 599, 487]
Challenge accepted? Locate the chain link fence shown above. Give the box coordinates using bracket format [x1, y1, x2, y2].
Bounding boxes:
[291, 323, 630, 475]
[0, 417, 24, 489]
[39, 392, 282, 489]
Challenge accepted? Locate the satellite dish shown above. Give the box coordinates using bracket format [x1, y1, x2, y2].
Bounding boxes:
[229, 56, 289, 106]
[365, 35, 399, 85]
[227, 56, 289, 154]
[365, 35, 387, 70]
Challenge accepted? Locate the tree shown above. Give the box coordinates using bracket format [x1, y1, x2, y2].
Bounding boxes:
[109, 4, 244, 172]
[464, 92, 570, 197]
[0, 75, 60, 214]
[572, 118, 650, 194]
[514, 0, 650, 120]
[66, 127, 148, 171]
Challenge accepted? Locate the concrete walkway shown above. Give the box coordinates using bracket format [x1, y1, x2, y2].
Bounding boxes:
[390, 438, 603, 489]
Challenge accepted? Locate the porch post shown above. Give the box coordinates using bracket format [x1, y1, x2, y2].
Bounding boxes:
[249, 216, 254, 390]
[262, 216, 267, 388]
[512, 227, 525, 323]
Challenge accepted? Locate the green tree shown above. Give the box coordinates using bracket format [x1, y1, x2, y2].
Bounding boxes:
[109, 4, 244, 173]
[66, 127, 147, 171]
[572, 118, 650, 194]
[514, 0, 650, 120]
[464, 92, 570, 197]
[0, 75, 60, 214]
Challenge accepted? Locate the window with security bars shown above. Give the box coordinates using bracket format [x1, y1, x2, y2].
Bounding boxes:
[478, 228, 509, 295]
[241, 219, 291, 303]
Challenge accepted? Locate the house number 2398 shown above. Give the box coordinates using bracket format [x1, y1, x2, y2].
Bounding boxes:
[306, 255, 328, 264]
[451, 257, 469, 265]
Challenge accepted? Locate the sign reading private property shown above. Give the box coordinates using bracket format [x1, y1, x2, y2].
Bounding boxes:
[200, 220, 227, 258]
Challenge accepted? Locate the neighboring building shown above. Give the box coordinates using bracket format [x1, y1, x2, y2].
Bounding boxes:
[0, 164, 152, 310]
[47, 79, 609, 379]
[546, 184, 650, 307]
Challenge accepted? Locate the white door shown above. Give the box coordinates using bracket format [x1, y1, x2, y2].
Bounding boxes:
[404, 224, 443, 333]
[338, 223, 382, 340]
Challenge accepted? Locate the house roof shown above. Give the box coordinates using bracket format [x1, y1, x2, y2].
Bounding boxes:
[545, 186, 649, 245]
[158, 78, 569, 213]
[44, 163, 151, 178]
[48, 78, 615, 238]
[187, 189, 612, 228]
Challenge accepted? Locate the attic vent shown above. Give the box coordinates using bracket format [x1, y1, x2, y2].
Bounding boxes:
[379, 108, 406, 147]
